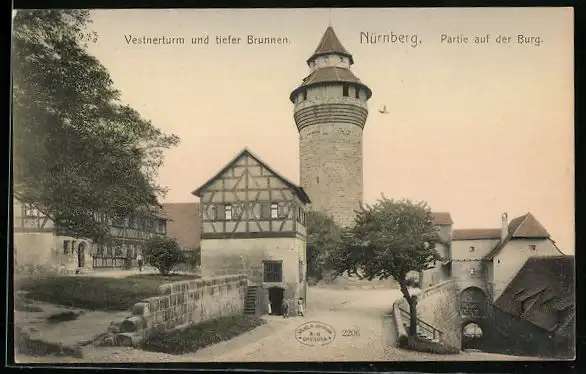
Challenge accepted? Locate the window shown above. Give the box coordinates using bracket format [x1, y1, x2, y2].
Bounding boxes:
[270, 203, 279, 219]
[263, 261, 283, 282]
[71, 240, 76, 254]
[497, 259, 501, 264]
[209, 205, 217, 220]
[355, 87, 360, 99]
[63, 240, 70, 254]
[158, 220, 166, 234]
[225, 205, 233, 220]
[302, 90, 307, 101]
[24, 204, 39, 217]
[128, 215, 136, 228]
[260, 203, 270, 220]
[342, 84, 349, 97]
[299, 261, 304, 281]
[469, 246, 475, 252]
[112, 216, 125, 227]
[339, 56, 344, 62]
[529, 245, 536, 251]
[470, 268, 476, 278]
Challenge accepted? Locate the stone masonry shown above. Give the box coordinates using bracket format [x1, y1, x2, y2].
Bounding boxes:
[397, 280, 462, 350]
[100, 274, 247, 347]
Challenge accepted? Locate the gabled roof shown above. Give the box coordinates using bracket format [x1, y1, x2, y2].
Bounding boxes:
[162, 202, 200, 250]
[484, 213, 552, 260]
[307, 26, 354, 65]
[431, 212, 453, 226]
[453, 228, 502, 240]
[493, 255, 575, 337]
[191, 148, 311, 204]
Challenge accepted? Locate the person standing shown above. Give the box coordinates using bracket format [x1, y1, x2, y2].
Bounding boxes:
[297, 298, 305, 317]
[281, 299, 289, 318]
[136, 253, 144, 272]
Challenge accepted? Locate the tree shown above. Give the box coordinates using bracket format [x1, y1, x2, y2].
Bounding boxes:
[305, 211, 343, 283]
[328, 196, 442, 337]
[12, 10, 179, 244]
[142, 236, 185, 275]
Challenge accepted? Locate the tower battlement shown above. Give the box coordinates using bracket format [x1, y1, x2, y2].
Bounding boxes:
[290, 26, 371, 228]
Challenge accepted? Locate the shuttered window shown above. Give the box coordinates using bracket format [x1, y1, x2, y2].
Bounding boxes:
[260, 203, 270, 220]
[217, 204, 226, 220]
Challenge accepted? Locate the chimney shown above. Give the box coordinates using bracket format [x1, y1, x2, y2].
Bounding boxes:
[501, 212, 508, 242]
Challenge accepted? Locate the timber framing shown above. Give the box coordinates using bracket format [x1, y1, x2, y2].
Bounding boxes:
[193, 148, 310, 239]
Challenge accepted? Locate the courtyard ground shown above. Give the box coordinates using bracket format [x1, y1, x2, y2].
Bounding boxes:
[14, 278, 542, 363]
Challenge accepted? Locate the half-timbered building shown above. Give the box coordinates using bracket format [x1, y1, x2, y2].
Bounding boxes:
[13, 197, 169, 273]
[192, 148, 311, 315]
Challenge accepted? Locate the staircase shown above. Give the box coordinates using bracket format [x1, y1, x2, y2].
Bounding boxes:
[399, 306, 443, 343]
[244, 285, 258, 315]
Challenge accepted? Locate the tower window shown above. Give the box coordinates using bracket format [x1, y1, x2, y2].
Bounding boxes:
[355, 87, 360, 99]
[302, 89, 307, 101]
[342, 85, 349, 97]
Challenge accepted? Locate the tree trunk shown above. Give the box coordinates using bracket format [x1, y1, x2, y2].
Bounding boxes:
[408, 297, 418, 337]
[399, 280, 418, 337]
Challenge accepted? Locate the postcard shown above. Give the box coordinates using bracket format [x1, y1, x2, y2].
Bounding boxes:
[11, 7, 574, 364]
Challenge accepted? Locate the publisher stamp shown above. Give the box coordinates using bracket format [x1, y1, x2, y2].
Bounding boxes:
[294, 321, 336, 347]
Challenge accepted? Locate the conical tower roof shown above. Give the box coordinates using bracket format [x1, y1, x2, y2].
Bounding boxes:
[307, 26, 354, 65]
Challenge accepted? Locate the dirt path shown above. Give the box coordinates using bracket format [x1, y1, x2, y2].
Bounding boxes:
[14, 285, 540, 363]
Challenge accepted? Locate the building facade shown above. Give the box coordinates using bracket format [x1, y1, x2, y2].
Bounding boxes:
[420, 211, 565, 334]
[192, 148, 310, 315]
[162, 202, 201, 271]
[13, 197, 168, 272]
[290, 26, 372, 228]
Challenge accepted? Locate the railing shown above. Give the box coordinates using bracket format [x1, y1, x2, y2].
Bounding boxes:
[398, 306, 444, 342]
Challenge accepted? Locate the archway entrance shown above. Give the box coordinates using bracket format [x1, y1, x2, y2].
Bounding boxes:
[459, 287, 488, 318]
[462, 322, 484, 350]
[268, 287, 285, 315]
[77, 242, 86, 268]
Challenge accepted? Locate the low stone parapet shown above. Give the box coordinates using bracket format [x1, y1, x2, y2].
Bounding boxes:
[98, 274, 248, 347]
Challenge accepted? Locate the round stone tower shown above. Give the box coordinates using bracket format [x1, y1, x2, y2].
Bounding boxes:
[290, 26, 372, 228]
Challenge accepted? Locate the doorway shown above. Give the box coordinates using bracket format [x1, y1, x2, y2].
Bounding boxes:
[77, 242, 86, 268]
[462, 322, 484, 350]
[268, 287, 284, 315]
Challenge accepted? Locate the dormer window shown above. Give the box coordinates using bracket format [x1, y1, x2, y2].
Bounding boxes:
[342, 84, 349, 97]
[270, 203, 279, 219]
[225, 205, 232, 220]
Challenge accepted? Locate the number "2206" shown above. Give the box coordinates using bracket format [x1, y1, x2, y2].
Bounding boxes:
[342, 328, 360, 337]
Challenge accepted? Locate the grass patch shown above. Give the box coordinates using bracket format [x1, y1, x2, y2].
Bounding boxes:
[15, 326, 83, 358]
[127, 273, 201, 282]
[141, 315, 266, 355]
[17, 274, 199, 311]
[404, 336, 460, 355]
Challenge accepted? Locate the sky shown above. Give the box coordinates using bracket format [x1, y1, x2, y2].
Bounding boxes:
[83, 8, 574, 253]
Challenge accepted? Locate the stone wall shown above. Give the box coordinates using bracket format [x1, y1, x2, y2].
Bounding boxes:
[103, 274, 247, 347]
[397, 280, 462, 350]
